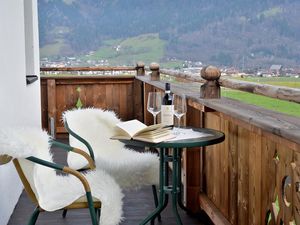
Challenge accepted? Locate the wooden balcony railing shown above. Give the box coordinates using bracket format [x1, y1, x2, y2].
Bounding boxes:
[40, 63, 300, 225]
[40, 63, 146, 136]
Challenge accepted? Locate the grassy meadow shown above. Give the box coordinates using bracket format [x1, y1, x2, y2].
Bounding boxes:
[223, 77, 300, 117]
[40, 39, 65, 58]
[233, 76, 300, 88]
[82, 33, 171, 66]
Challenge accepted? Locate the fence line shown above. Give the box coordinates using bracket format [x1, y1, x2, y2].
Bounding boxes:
[160, 68, 300, 104]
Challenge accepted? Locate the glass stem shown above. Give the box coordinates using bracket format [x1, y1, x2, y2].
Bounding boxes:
[178, 117, 181, 128]
[153, 115, 157, 125]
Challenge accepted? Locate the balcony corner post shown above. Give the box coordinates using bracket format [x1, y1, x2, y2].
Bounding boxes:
[149, 62, 160, 81]
[200, 66, 221, 99]
[136, 61, 145, 76]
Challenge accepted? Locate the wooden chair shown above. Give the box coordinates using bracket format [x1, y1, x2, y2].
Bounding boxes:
[63, 108, 161, 224]
[0, 140, 101, 225]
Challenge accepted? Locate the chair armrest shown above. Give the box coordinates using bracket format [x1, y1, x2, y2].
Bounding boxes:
[26, 156, 91, 192]
[64, 121, 95, 161]
[50, 140, 95, 170]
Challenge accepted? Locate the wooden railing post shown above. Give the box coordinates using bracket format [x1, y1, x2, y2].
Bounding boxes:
[136, 61, 145, 76]
[149, 62, 160, 81]
[47, 79, 56, 138]
[200, 66, 221, 99]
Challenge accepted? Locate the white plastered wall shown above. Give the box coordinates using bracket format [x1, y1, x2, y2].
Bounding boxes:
[0, 0, 40, 224]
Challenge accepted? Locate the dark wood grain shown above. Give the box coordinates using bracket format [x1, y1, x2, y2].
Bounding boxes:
[41, 76, 135, 137]
[199, 194, 231, 225]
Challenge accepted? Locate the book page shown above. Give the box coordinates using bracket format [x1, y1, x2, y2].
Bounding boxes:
[134, 123, 165, 136]
[136, 127, 172, 138]
[134, 133, 175, 143]
[115, 119, 147, 137]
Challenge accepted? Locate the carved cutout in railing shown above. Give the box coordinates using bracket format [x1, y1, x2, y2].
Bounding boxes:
[274, 150, 280, 164]
[266, 209, 272, 225]
[282, 176, 292, 207]
[271, 195, 280, 223]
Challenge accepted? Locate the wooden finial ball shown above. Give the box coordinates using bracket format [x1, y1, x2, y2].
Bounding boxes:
[201, 66, 221, 81]
[136, 61, 145, 67]
[149, 62, 160, 70]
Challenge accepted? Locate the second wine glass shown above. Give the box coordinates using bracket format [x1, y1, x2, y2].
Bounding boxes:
[173, 94, 187, 128]
[147, 92, 162, 125]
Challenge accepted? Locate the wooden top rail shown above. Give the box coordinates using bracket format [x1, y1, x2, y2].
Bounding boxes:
[160, 68, 300, 104]
[40, 75, 135, 80]
[136, 75, 300, 146]
[40, 66, 136, 72]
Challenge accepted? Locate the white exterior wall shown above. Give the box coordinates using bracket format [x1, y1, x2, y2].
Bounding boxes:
[0, 1, 40, 225]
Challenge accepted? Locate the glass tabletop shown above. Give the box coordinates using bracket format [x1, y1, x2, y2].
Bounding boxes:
[120, 127, 225, 149]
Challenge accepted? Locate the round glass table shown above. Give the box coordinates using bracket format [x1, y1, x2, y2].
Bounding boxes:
[119, 127, 225, 225]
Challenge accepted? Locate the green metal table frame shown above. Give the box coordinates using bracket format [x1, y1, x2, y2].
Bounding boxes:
[120, 127, 225, 225]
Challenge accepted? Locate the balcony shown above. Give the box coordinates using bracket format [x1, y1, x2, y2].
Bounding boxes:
[7, 64, 300, 225]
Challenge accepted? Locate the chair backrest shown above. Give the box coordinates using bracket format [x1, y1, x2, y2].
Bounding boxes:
[64, 108, 125, 151]
[63, 108, 125, 169]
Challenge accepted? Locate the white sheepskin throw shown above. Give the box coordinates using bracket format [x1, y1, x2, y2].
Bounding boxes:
[63, 108, 159, 189]
[0, 127, 123, 225]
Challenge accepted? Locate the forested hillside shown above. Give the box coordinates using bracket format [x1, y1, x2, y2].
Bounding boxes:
[38, 0, 300, 67]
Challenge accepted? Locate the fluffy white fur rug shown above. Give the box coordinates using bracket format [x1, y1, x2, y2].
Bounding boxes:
[0, 127, 123, 225]
[63, 108, 159, 189]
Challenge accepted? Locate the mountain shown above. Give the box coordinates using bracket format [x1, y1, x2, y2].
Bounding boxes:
[38, 0, 300, 68]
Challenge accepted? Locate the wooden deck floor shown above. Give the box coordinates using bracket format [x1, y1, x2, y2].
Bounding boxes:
[8, 139, 212, 225]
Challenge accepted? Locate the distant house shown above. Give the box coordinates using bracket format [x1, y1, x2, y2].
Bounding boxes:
[270, 65, 283, 76]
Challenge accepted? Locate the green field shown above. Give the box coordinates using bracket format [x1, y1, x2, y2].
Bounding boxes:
[82, 33, 167, 65]
[81, 33, 183, 67]
[40, 39, 65, 58]
[40, 33, 183, 67]
[224, 77, 300, 117]
[223, 89, 300, 117]
[233, 76, 300, 88]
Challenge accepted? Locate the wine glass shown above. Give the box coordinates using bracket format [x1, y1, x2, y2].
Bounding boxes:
[147, 92, 162, 125]
[173, 94, 187, 128]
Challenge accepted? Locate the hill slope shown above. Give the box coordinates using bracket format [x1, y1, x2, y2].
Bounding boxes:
[38, 0, 300, 67]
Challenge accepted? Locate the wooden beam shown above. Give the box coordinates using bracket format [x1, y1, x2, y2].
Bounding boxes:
[41, 66, 136, 71]
[199, 193, 232, 225]
[40, 75, 135, 81]
[219, 78, 300, 104]
[160, 69, 205, 83]
[133, 79, 144, 121]
[160, 69, 300, 104]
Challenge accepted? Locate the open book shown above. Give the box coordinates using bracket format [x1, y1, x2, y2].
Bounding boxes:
[111, 119, 175, 143]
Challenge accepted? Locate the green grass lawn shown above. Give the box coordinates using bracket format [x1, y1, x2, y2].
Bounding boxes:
[82, 33, 167, 65]
[233, 76, 300, 88]
[223, 89, 300, 117]
[40, 39, 65, 58]
[224, 77, 300, 117]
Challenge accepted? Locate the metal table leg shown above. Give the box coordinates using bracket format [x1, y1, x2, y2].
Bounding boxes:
[139, 148, 184, 225]
[139, 148, 169, 225]
[171, 148, 183, 225]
